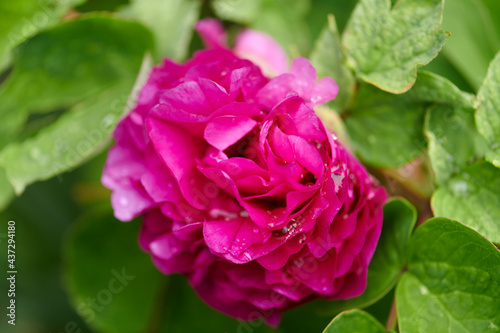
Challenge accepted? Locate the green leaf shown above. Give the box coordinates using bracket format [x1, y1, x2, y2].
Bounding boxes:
[344, 86, 426, 168]
[422, 48, 475, 94]
[323, 309, 386, 333]
[305, 0, 358, 39]
[425, 104, 488, 184]
[211, 0, 261, 24]
[485, 150, 500, 169]
[0, 16, 154, 194]
[212, 0, 312, 55]
[0, 167, 14, 211]
[310, 14, 355, 112]
[476, 51, 500, 168]
[0, 15, 153, 149]
[440, 0, 500, 91]
[120, 0, 201, 61]
[76, 0, 128, 12]
[65, 209, 165, 333]
[319, 199, 417, 314]
[483, 0, 500, 42]
[0, 0, 85, 63]
[431, 161, 500, 244]
[0, 84, 126, 194]
[422, 71, 488, 184]
[396, 218, 500, 333]
[345, 71, 478, 168]
[343, 0, 449, 93]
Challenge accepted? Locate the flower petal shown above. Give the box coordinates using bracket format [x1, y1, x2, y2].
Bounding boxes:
[234, 29, 289, 77]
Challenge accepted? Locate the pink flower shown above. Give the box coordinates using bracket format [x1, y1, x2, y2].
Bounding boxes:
[102, 19, 387, 326]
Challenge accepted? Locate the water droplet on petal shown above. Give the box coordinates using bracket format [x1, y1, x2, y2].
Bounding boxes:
[298, 234, 307, 244]
[242, 251, 252, 261]
[272, 226, 288, 237]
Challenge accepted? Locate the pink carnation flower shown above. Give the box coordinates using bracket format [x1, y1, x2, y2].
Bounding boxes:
[102, 19, 387, 326]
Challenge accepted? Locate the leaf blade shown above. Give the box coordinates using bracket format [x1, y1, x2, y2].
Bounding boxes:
[431, 161, 500, 243]
[397, 217, 500, 333]
[323, 309, 386, 333]
[343, 0, 448, 93]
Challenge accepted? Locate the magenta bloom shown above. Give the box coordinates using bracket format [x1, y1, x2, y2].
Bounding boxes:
[102, 19, 387, 326]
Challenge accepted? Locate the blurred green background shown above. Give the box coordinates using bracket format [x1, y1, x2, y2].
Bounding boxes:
[0, 0, 499, 332]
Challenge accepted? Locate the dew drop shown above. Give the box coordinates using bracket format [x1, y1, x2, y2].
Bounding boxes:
[298, 234, 307, 244]
[450, 179, 469, 196]
[101, 114, 115, 129]
[272, 226, 288, 237]
[242, 251, 252, 261]
[331, 173, 344, 192]
[420, 285, 429, 295]
[312, 95, 322, 103]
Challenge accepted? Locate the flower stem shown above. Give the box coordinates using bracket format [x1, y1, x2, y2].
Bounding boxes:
[386, 296, 398, 331]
